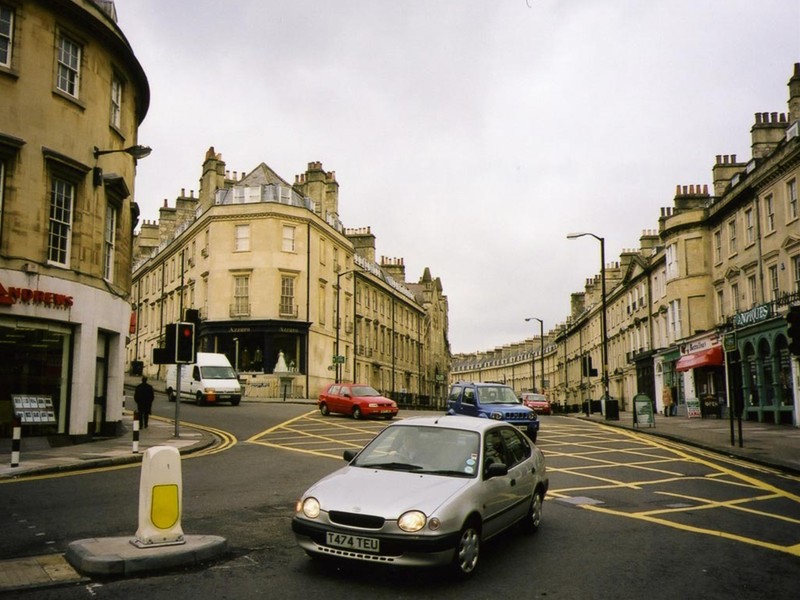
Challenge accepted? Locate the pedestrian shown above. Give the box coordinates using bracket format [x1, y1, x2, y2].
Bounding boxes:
[134, 376, 155, 428]
[662, 386, 673, 418]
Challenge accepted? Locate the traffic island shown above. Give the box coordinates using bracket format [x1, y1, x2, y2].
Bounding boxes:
[66, 534, 228, 576]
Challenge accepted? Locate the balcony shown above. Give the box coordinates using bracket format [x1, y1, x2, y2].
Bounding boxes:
[230, 303, 250, 318]
[279, 304, 298, 318]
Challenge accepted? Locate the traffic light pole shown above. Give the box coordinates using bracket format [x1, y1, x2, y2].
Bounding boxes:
[174, 364, 181, 438]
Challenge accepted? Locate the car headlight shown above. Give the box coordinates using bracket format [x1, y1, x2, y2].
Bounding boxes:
[398, 510, 427, 532]
[490, 411, 503, 420]
[300, 497, 320, 519]
[368, 402, 379, 408]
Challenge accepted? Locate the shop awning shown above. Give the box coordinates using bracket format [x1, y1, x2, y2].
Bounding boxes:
[675, 345, 724, 371]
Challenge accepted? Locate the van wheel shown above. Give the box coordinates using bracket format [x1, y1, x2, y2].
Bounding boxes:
[230, 397, 240, 406]
[167, 388, 176, 403]
[195, 392, 205, 406]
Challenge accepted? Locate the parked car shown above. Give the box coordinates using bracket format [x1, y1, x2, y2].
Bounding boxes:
[520, 392, 551, 415]
[292, 415, 549, 576]
[447, 382, 539, 442]
[318, 383, 398, 420]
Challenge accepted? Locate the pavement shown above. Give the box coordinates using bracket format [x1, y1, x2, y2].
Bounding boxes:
[0, 379, 798, 592]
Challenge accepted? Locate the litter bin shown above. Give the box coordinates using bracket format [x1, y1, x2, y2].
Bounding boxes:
[603, 397, 619, 421]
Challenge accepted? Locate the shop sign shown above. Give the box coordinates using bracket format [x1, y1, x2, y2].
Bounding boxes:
[0, 282, 74, 308]
[733, 304, 771, 328]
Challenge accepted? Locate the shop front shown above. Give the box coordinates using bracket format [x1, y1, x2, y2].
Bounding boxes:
[0, 270, 129, 439]
[675, 335, 726, 418]
[732, 307, 796, 425]
[198, 319, 310, 397]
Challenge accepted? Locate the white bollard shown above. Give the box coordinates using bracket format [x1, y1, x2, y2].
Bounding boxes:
[11, 416, 21, 468]
[132, 411, 140, 454]
[131, 445, 185, 547]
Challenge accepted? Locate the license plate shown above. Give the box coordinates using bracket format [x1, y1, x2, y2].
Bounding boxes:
[219, 394, 231, 399]
[380, 410, 392, 414]
[326, 532, 380, 553]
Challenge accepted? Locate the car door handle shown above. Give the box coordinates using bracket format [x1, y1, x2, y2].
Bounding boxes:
[510, 479, 516, 486]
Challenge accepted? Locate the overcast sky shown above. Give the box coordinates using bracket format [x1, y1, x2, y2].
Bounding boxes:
[117, 0, 800, 355]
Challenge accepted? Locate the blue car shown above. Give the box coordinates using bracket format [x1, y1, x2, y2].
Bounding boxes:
[447, 382, 539, 442]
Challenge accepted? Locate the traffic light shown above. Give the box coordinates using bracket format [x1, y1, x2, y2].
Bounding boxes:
[175, 322, 195, 363]
[786, 306, 800, 355]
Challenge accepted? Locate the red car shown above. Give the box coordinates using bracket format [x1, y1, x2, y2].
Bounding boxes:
[318, 383, 398, 420]
[520, 392, 551, 416]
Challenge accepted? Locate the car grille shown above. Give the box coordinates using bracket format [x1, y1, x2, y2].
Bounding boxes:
[505, 412, 532, 421]
[329, 511, 385, 529]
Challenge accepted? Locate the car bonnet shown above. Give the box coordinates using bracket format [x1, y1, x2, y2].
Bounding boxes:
[306, 465, 473, 517]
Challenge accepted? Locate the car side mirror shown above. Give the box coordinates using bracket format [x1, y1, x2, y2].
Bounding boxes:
[485, 462, 508, 479]
[343, 449, 359, 462]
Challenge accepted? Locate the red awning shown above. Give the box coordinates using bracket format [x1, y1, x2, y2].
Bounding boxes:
[675, 345, 724, 371]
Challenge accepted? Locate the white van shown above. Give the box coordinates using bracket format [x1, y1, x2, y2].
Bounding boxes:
[165, 352, 242, 406]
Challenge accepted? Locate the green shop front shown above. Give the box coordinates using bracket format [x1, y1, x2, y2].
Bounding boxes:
[730, 305, 796, 425]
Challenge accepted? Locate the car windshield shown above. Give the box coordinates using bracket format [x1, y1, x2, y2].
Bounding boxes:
[478, 386, 521, 405]
[350, 385, 380, 397]
[200, 366, 237, 379]
[353, 425, 480, 478]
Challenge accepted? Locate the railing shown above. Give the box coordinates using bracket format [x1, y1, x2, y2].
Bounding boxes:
[279, 304, 298, 318]
[230, 303, 250, 317]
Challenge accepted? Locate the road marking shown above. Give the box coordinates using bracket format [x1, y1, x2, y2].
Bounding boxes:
[549, 419, 800, 558]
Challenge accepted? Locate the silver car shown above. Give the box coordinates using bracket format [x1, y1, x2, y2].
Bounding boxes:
[292, 415, 548, 576]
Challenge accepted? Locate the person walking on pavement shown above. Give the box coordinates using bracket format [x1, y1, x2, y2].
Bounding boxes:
[134, 376, 155, 428]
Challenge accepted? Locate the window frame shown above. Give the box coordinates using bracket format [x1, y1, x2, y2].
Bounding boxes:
[234, 223, 250, 252]
[282, 225, 295, 252]
[233, 274, 250, 316]
[110, 73, 123, 130]
[48, 177, 75, 267]
[0, 4, 13, 69]
[56, 32, 81, 98]
[103, 203, 117, 281]
[280, 275, 295, 315]
[788, 178, 798, 222]
[764, 194, 775, 233]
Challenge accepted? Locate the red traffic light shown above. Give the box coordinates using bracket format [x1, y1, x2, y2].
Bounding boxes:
[175, 321, 195, 363]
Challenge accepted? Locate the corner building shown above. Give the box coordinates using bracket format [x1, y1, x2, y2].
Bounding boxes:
[129, 149, 450, 403]
[0, 0, 149, 437]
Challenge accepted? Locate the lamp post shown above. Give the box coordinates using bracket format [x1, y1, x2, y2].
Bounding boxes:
[94, 144, 152, 159]
[525, 317, 545, 393]
[567, 232, 609, 413]
[335, 269, 355, 383]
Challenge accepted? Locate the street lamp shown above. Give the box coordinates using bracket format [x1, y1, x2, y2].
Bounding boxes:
[94, 144, 152, 160]
[525, 317, 545, 393]
[335, 269, 355, 383]
[567, 232, 609, 414]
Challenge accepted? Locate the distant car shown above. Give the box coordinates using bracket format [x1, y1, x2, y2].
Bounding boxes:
[520, 392, 551, 416]
[292, 415, 549, 576]
[318, 383, 398, 420]
[447, 382, 539, 442]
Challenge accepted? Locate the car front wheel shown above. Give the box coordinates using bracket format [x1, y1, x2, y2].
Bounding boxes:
[319, 403, 330, 416]
[453, 521, 480, 576]
[520, 488, 544, 534]
[352, 406, 362, 420]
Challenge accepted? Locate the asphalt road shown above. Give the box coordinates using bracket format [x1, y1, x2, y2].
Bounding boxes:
[1, 403, 799, 599]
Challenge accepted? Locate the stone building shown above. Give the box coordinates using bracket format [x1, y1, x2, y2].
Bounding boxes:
[128, 149, 450, 402]
[0, 0, 149, 437]
[453, 63, 800, 427]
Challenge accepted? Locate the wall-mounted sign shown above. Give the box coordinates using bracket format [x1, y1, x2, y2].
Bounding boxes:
[733, 304, 771, 328]
[0, 282, 73, 308]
